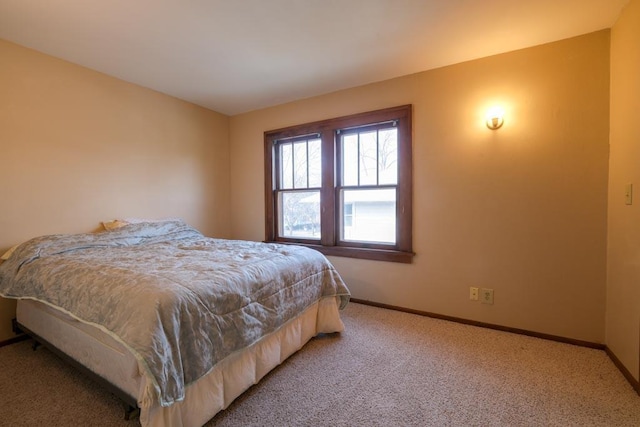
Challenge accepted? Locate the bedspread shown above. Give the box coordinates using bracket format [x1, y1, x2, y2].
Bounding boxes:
[0, 220, 350, 407]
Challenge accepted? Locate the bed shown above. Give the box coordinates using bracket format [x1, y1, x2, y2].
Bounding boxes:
[0, 219, 350, 426]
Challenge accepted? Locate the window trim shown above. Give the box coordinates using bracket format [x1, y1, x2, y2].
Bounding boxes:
[264, 105, 414, 263]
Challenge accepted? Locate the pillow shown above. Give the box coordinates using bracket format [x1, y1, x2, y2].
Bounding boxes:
[101, 219, 131, 231]
[1, 244, 21, 261]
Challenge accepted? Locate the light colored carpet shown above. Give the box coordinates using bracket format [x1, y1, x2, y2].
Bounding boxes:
[1, 303, 639, 426]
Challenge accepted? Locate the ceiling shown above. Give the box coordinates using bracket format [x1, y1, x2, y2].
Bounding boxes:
[0, 0, 630, 116]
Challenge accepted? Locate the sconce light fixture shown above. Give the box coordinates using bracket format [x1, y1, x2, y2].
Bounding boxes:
[485, 106, 504, 130]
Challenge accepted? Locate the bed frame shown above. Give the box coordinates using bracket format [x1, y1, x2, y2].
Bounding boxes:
[12, 317, 140, 420]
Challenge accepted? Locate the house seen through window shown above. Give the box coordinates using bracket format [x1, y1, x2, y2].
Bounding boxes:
[265, 105, 413, 263]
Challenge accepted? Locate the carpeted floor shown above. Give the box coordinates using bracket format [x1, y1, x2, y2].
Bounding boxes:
[1, 303, 639, 426]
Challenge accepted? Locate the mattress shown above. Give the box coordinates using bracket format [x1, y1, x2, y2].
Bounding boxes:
[16, 295, 345, 427]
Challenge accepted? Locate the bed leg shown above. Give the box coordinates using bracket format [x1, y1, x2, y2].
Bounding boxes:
[11, 318, 23, 335]
[32, 340, 41, 351]
[123, 404, 140, 420]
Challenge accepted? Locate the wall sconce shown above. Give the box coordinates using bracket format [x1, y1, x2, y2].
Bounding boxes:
[485, 106, 504, 130]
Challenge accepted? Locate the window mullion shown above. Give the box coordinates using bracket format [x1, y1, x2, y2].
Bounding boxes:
[290, 143, 295, 189]
[274, 144, 281, 190]
[357, 132, 361, 186]
[320, 129, 335, 246]
[376, 129, 380, 186]
[306, 140, 310, 189]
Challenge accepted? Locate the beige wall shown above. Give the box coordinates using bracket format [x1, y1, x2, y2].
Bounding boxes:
[608, 0, 640, 381]
[230, 31, 611, 343]
[0, 40, 231, 341]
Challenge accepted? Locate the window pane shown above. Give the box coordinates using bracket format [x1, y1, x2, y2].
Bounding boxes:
[278, 191, 320, 239]
[341, 189, 396, 244]
[378, 128, 398, 185]
[293, 142, 308, 188]
[308, 138, 321, 188]
[280, 143, 293, 189]
[359, 131, 377, 186]
[342, 134, 358, 186]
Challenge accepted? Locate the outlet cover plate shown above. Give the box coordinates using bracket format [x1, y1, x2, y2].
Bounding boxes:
[481, 288, 494, 304]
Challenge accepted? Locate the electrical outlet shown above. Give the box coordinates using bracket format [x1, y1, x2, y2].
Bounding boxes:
[481, 288, 494, 305]
[470, 287, 479, 301]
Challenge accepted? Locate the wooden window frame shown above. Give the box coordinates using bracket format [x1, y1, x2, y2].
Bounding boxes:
[264, 105, 414, 263]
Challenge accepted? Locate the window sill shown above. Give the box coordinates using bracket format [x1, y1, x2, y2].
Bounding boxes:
[265, 241, 415, 263]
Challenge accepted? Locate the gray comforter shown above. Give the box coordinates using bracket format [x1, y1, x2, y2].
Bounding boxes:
[0, 220, 350, 406]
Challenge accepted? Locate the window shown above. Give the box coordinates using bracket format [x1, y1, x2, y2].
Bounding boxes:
[264, 105, 413, 263]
